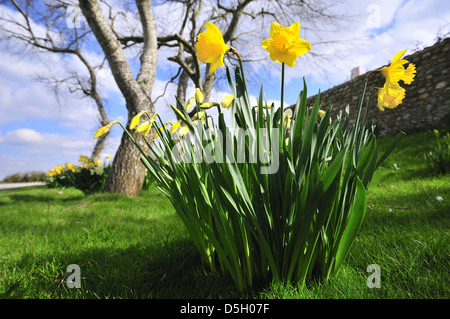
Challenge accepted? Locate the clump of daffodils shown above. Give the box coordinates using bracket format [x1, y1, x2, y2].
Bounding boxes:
[93, 20, 417, 293]
[46, 155, 110, 194]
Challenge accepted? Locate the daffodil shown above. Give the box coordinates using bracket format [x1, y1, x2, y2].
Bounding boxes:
[380, 50, 416, 94]
[178, 125, 190, 137]
[195, 88, 204, 104]
[185, 97, 195, 111]
[196, 23, 230, 73]
[283, 109, 292, 127]
[261, 22, 311, 67]
[220, 95, 234, 109]
[377, 50, 416, 111]
[130, 110, 149, 130]
[153, 122, 172, 139]
[136, 118, 156, 136]
[401, 63, 416, 85]
[200, 102, 215, 109]
[94, 121, 120, 139]
[377, 83, 406, 111]
[170, 120, 182, 134]
[192, 111, 206, 121]
[170, 104, 186, 121]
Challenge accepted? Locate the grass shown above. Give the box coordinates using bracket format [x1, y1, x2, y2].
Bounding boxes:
[0, 130, 448, 299]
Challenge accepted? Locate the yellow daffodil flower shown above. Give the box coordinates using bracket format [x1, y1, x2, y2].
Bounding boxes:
[196, 23, 230, 73]
[94, 121, 120, 139]
[220, 95, 235, 109]
[401, 63, 416, 85]
[377, 83, 406, 111]
[261, 22, 311, 67]
[378, 50, 416, 111]
[380, 50, 416, 93]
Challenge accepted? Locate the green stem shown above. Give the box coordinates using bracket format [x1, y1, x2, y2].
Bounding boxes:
[280, 62, 285, 147]
[281, 62, 285, 111]
[118, 122, 146, 156]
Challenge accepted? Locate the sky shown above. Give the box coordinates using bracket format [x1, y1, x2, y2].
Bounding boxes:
[0, 0, 449, 180]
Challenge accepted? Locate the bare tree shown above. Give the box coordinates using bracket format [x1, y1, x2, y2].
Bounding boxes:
[0, 0, 111, 162]
[78, 0, 158, 196]
[116, 0, 353, 113]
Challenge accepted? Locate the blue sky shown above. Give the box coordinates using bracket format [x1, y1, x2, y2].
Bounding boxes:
[0, 0, 449, 180]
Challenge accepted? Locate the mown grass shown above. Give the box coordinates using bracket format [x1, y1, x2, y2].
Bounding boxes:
[0, 130, 448, 299]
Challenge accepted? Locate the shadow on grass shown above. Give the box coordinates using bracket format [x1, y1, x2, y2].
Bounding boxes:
[1, 238, 252, 299]
[0, 193, 85, 206]
[0, 186, 85, 206]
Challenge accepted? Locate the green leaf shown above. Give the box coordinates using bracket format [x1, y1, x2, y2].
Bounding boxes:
[320, 149, 345, 193]
[333, 176, 367, 273]
[376, 131, 405, 169]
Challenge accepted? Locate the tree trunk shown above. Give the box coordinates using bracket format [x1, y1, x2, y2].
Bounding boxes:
[79, 0, 157, 196]
[202, 64, 215, 103]
[90, 89, 110, 162]
[176, 68, 190, 107]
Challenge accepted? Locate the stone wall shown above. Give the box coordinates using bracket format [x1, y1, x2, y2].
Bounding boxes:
[305, 37, 450, 136]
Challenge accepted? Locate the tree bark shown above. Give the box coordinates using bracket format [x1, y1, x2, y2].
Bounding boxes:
[79, 0, 157, 196]
[201, 64, 216, 103]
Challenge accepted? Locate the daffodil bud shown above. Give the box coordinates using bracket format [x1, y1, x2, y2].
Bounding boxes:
[178, 126, 190, 137]
[185, 97, 195, 111]
[170, 120, 182, 134]
[153, 122, 172, 139]
[200, 102, 214, 109]
[94, 121, 120, 139]
[195, 88, 204, 104]
[130, 110, 149, 130]
[171, 104, 186, 121]
[220, 95, 235, 109]
[192, 111, 206, 121]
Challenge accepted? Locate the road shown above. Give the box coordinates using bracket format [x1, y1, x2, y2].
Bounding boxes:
[0, 182, 46, 190]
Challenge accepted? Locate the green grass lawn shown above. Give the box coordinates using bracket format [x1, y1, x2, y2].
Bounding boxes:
[0, 130, 448, 299]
